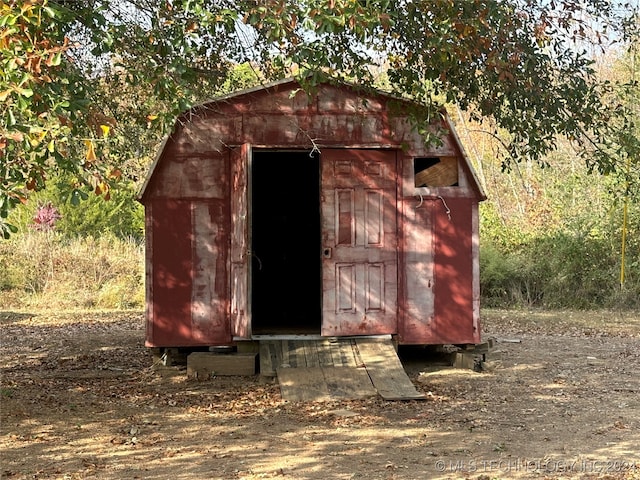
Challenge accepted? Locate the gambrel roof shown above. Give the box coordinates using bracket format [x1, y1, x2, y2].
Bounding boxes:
[139, 77, 486, 202]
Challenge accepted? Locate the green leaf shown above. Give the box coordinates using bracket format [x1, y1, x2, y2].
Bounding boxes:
[17, 94, 28, 110]
[50, 52, 62, 66]
[70, 189, 89, 206]
[16, 87, 33, 97]
[42, 6, 56, 18]
[1, 14, 17, 27]
[19, 72, 31, 87]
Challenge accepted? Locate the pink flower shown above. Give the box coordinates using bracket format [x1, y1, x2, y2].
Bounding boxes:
[32, 202, 61, 231]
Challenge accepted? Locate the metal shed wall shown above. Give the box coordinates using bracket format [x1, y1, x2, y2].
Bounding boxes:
[140, 80, 484, 347]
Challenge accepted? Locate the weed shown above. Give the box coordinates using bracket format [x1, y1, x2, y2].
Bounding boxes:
[1, 388, 14, 398]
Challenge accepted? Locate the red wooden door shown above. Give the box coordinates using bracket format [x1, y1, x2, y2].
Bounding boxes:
[321, 149, 398, 336]
[230, 144, 251, 338]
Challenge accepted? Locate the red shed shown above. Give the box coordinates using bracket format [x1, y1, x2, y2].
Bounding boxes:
[139, 79, 486, 349]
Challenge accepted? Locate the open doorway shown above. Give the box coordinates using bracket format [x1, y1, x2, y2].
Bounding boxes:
[251, 151, 321, 334]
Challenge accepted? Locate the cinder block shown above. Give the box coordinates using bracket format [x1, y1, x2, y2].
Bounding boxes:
[236, 341, 260, 354]
[454, 352, 484, 372]
[187, 352, 257, 379]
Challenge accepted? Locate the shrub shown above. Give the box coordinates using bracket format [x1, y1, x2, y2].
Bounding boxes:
[480, 230, 640, 309]
[7, 176, 144, 240]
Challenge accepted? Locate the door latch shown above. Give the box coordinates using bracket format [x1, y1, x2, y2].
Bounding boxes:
[323, 248, 332, 259]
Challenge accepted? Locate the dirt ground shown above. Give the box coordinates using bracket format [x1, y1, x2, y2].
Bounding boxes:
[1, 309, 639, 480]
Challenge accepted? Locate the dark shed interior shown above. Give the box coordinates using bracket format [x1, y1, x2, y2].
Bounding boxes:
[251, 151, 321, 334]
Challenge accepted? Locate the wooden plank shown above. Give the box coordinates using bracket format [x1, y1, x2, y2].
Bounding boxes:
[277, 367, 330, 402]
[187, 352, 257, 378]
[269, 339, 423, 401]
[316, 340, 334, 367]
[280, 340, 292, 368]
[259, 341, 271, 375]
[259, 341, 279, 376]
[339, 339, 357, 367]
[303, 341, 320, 367]
[277, 366, 376, 402]
[352, 340, 365, 367]
[322, 367, 376, 399]
[236, 341, 260, 354]
[454, 352, 484, 371]
[230, 145, 250, 338]
[356, 339, 425, 400]
[329, 340, 346, 366]
[415, 156, 458, 187]
[289, 340, 307, 368]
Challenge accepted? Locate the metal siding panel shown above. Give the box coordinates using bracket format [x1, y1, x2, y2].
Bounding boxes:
[191, 202, 213, 341]
[191, 201, 231, 344]
[150, 199, 193, 346]
[179, 117, 243, 154]
[433, 197, 476, 344]
[398, 202, 435, 343]
[317, 85, 385, 113]
[144, 202, 154, 346]
[243, 115, 304, 145]
[471, 201, 482, 341]
[153, 155, 227, 199]
[237, 87, 311, 114]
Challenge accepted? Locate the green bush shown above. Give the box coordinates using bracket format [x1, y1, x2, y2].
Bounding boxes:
[480, 230, 640, 309]
[8, 176, 144, 240]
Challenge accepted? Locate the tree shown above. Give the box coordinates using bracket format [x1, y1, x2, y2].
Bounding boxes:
[1, 0, 638, 237]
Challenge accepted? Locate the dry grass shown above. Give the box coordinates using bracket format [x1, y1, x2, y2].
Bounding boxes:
[482, 309, 640, 337]
[0, 232, 144, 310]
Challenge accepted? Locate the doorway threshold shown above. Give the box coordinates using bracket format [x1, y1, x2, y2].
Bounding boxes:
[249, 334, 324, 341]
[241, 334, 393, 341]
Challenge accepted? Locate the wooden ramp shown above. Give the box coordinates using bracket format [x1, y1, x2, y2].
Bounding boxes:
[276, 367, 376, 402]
[260, 338, 424, 401]
[355, 338, 425, 401]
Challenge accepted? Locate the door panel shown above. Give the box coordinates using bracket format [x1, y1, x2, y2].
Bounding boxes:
[336, 263, 356, 312]
[230, 144, 251, 338]
[365, 190, 384, 246]
[366, 263, 384, 311]
[336, 189, 355, 245]
[321, 149, 398, 336]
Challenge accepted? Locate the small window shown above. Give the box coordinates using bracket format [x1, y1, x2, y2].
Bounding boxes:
[414, 156, 459, 187]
